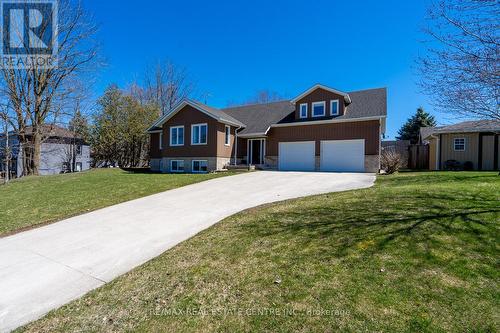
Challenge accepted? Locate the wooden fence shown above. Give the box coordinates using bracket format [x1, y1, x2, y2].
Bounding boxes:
[408, 144, 429, 170]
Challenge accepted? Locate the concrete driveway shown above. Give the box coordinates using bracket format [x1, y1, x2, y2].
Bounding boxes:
[0, 171, 375, 332]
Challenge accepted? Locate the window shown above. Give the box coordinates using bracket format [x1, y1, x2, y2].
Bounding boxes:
[170, 126, 184, 146]
[299, 103, 308, 118]
[225, 125, 231, 146]
[312, 101, 326, 117]
[170, 160, 184, 173]
[191, 123, 208, 145]
[330, 100, 339, 116]
[454, 138, 465, 151]
[192, 160, 208, 173]
[159, 133, 163, 150]
[76, 145, 82, 155]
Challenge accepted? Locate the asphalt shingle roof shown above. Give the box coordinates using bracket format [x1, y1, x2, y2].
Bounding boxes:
[420, 120, 500, 140]
[222, 101, 295, 136]
[222, 88, 387, 136]
[148, 87, 387, 136]
[190, 100, 246, 128]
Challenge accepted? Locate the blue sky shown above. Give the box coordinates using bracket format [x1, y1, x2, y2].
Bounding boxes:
[86, 0, 449, 139]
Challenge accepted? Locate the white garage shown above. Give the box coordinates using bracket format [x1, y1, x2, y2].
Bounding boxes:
[278, 141, 315, 171]
[320, 139, 365, 172]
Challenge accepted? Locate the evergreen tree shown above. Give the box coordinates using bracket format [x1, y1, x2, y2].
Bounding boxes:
[91, 85, 159, 167]
[69, 110, 90, 143]
[397, 107, 436, 144]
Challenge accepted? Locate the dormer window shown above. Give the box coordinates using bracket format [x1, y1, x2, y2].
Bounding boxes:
[312, 101, 326, 117]
[330, 100, 339, 116]
[299, 103, 308, 118]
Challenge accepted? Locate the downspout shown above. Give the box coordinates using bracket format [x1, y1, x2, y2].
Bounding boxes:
[234, 126, 241, 166]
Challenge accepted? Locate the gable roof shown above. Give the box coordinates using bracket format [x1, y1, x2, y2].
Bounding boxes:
[420, 120, 500, 140]
[25, 125, 81, 139]
[147, 99, 246, 132]
[221, 101, 295, 136]
[147, 87, 387, 136]
[290, 84, 352, 104]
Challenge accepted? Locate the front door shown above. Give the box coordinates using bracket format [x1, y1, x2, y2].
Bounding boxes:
[248, 139, 265, 165]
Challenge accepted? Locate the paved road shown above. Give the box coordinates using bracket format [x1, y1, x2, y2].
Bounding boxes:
[0, 171, 375, 332]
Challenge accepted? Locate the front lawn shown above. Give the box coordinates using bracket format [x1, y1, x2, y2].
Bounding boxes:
[0, 169, 239, 236]
[18, 172, 500, 332]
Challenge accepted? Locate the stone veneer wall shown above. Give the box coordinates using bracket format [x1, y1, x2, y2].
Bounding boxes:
[150, 158, 161, 172]
[364, 154, 380, 173]
[159, 157, 231, 173]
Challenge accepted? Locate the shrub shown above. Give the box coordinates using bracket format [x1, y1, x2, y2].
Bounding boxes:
[463, 161, 474, 171]
[381, 148, 403, 174]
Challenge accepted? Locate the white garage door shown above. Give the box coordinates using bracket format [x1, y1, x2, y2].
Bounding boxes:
[320, 139, 365, 172]
[279, 141, 315, 171]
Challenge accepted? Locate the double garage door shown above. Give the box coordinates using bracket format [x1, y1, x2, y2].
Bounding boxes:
[278, 140, 365, 172]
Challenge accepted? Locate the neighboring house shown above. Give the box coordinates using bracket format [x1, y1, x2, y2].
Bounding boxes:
[420, 120, 500, 171]
[147, 84, 387, 173]
[0, 125, 91, 177]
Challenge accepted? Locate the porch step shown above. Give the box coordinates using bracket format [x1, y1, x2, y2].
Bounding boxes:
[226, 165, 256, 171]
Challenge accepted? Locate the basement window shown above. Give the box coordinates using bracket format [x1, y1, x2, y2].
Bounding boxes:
[192, 160, 208, 173]
[170, 160, 184, 173]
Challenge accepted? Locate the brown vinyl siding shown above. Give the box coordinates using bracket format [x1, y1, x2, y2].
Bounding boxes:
[161, 105, 218, 158]
[295, 87, 345, 120]
[235, 136, 248, 159]
[440, 133, 479, 169]
[266, 120, 380, 156]
[150, 133, 161, 158]
[481, 135, 495, 170]
[216, 123, 235, 158]
[149, 104, 237, 160]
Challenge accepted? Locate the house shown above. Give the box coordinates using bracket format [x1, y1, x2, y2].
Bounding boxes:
[0, 125, 91, 177]
[147, 84, 387, 173]
[420, 120, 500, 171]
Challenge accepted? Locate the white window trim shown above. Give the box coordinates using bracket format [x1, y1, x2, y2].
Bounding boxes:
[330, 99, 339, 116]
[225, 125, 231, 146]
[299, 103, 308, 119]
[170, 160, 185, 173]
[192, 160, 208, 173]
[312, 101, 326, 117]
[191, 123, 208, 145]
[169, 126, 184, 147]
[454, 138, 466, 151]
[159, 132, 163, 150]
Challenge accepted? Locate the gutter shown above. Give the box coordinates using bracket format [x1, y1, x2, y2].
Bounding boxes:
[270, 116, 386, 128]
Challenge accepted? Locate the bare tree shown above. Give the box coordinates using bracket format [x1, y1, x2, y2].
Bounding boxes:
[0, 0, 101, 176]
[0, 112, 12, 183]
[381, 148, 403, 174]
[143, 60, 195, 115]
[418, 0, 499, 120]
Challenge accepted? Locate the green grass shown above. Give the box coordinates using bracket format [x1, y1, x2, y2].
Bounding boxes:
[18, 172, 500, 332]
[0, 169, 240, 236]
